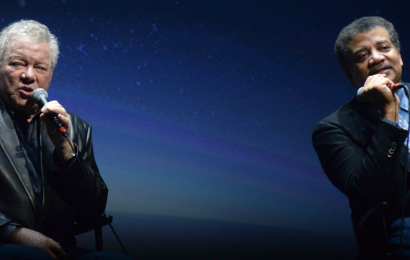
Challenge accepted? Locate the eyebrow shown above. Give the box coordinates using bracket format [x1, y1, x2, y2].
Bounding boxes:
[7, 56, 25, 62]
[376, 39, 390, 45]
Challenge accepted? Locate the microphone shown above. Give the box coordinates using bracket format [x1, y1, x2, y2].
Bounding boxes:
[32, 88, 68, 137]
[356, 83, 405, 102]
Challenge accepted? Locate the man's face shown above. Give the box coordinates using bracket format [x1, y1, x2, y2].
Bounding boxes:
[0, 37, 53, 116]
[344, 26, 403, 89]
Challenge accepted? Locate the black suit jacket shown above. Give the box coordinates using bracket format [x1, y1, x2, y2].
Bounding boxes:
[313, 95, 410, 257]
[0, 98, 108, 250]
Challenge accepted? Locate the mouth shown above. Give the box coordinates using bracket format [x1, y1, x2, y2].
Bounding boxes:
[18, 86, 34, 98]
[370, 64, 393, 75]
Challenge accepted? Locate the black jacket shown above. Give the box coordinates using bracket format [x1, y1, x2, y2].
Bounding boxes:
[0, 98, 108, 250]
[312, 95, 410, 257]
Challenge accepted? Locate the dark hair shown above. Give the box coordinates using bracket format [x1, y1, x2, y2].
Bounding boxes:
[334, 16, 400, 69]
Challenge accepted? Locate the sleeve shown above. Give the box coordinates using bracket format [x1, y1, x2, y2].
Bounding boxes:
[312, 117, 408, 203]
[54, 117, 108, 219]
[0, 222, 21, 243]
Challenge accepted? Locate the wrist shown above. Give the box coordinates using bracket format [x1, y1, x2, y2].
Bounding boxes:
[53, 143, 77, 171]
[8, 226, 23, 244]
[54, 140, 74, 163]
[381, 102, 399, 123]
[54, 152, 77, 171]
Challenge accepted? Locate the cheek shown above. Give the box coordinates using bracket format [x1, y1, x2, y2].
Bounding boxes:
[0, 73, 13, 91]
[4, 71, 19, 85]
[354, 66, 368, 78]
[395, 58, 403, 68]
[38, 75, 52, 90]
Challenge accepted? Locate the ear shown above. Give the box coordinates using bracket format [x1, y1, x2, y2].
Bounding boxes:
[399, 53, 404, 67]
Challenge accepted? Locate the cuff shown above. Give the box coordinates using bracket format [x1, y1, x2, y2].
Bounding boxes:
[381, 118, 403, 129]
[53, 143, 78, 171]
[0, 222, 21, 243]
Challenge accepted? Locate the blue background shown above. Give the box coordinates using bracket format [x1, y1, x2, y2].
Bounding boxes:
[4, 0, 410, 259]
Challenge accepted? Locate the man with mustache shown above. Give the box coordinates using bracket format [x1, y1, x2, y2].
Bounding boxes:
[313, 17, 410, 259]
[0, 20, 130, 259]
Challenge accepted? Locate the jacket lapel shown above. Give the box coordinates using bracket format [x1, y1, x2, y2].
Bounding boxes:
[0, 100, 37, 215]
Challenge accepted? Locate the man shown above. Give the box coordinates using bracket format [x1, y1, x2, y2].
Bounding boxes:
[0, 20, 129, 259]
[312, 16, 410, 259]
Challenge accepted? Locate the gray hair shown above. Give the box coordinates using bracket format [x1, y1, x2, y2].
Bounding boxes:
[0, 20, 59, 72]
[334, 16, 400, 69]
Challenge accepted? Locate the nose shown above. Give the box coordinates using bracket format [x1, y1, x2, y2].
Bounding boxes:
[369, 49, 385, 64]
[21, 67, 36, 83]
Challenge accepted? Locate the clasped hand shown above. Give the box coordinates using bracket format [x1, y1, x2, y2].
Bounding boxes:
[360, 74, 400, 122]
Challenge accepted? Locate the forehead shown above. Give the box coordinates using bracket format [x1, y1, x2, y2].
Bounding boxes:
[347, 26, 392, 51]
[4, 37, 51, 61]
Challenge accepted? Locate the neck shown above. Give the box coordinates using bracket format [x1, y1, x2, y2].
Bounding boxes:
[2, 101, 37, 123]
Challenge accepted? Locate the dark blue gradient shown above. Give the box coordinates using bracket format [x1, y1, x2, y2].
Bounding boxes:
[3, 0, 410, 258]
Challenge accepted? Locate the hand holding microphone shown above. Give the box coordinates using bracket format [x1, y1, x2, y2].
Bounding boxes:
[31, 88, 74, 161]
[356, 83, 404, 102]
[356, 74, 402, 122]
[32, 88, 68, 137]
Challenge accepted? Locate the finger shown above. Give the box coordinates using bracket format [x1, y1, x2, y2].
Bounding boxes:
[41, 101, 59, 111]
[38, 111, 63, 128]
[41, 106, 67, 117]
[50, 244, 67, 260]
[39, 103, 70, 129]
[39, 112, 49, 123]
[366, 76, 392, 91]
[45, 249, 58, 260]
[57, 114, 71, 129]
[41, 101, 68, 117]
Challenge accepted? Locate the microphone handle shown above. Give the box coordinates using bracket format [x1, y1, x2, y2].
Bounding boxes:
[390, 83, 404, 91]
[48, 113, 68, 138]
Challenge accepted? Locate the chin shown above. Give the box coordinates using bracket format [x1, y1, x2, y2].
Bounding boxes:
[13, 100, 32, 111]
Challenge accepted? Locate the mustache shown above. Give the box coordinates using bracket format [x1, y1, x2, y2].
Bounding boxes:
[369, 62, 393, 75]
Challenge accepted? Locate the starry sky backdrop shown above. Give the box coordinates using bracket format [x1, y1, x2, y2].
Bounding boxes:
[4, 0, 410, 257]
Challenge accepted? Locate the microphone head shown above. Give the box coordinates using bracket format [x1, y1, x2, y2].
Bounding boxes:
[31, 88, 49, 107]
[356, 86, 367, 102]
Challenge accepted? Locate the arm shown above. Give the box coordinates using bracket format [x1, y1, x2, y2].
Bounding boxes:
[0, 215, 66, 260]
[56, 115, 108, 217]
[313, 75, 407, 203]
[9, 227, 67, 260]
[313, 114, 408, 203]
[40, 101, 108, 218]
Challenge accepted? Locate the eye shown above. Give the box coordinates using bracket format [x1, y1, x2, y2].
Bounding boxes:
[10, 61, 24, 67]
[355, 52, 368, 62]
[380, 45, 391, 51]
[35, 65, 48, 72]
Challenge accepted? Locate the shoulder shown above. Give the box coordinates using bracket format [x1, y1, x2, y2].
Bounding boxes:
[312, 98, 379, 147]
[314, 98, 376, 131]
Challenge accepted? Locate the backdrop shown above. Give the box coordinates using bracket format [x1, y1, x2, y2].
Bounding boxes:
[3, 0, 410, 259]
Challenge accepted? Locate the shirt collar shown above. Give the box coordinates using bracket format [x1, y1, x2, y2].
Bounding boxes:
[3, 102, 40, 124]
[397, 84, 409, 112]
